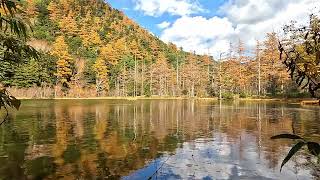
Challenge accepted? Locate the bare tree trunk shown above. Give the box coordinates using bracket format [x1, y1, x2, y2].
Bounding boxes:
[141, 59, 145, 96]
[123, 64, 126, 97]
[258, 58, 261, 97]
[160, 77, 163, 96]
[150, 73, 153, 96]
[191, 81, 195, 97]
[54, 83, 57, 98]
[165, 77, 168, 96]
[176, 56, 179, 95]
[182, 79, 185, 91]
[134, 54, 137, 97]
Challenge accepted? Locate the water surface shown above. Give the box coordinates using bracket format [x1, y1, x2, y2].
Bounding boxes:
[0, 100, 319, 179]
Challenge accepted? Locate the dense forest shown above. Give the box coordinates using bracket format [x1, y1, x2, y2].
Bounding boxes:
[0, 0, 311, 98]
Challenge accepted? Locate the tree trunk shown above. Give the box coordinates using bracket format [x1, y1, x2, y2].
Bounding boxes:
[191, 81, 195, 97]
[176, 56, 179, 95]
[150, 73, 153, 96]
[134, 54, 137, 97]
[141, 59, 145, 96]
[258, 54, 261, 97]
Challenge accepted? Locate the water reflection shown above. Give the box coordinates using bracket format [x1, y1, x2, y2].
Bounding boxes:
[0, 100, 319, 179]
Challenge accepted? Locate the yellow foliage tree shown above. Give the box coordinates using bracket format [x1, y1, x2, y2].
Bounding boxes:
[100, 44, 117, 65]
[51, 36, 73, 89]
[93, 57, 109, 96]
[150, 53, 173, 96]
[47, 1, 61, 21]
[80, 12, 102, 48]
[81, 29, 102, 48]
[150, 40, 160, 60]
[59, 11, 78, 37]
[181, 54, 203, 97]
[113, 38, 127, 60]
[129, 40, 144, 60]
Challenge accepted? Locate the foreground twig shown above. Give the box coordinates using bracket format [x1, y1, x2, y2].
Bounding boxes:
[147, 155, 171, 180]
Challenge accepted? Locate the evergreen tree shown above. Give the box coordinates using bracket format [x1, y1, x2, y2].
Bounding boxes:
[13, 59, 50, 87]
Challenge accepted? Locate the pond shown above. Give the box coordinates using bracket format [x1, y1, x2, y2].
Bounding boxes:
[0, 100, 319, 179]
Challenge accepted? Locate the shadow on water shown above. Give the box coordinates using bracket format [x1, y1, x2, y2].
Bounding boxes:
[0, 99, 319, 179]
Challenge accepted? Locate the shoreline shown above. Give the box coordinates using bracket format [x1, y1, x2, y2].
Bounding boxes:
[16, 96, 319, 102]
[18, 97, 216, 100]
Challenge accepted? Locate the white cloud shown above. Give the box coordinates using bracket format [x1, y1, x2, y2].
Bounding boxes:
[133, 0, 204, 17]
[220, 0, 301, 24]
[159, 0, 319, 58]
[161, 16, 235, 57]
[157, 21, 171, 29]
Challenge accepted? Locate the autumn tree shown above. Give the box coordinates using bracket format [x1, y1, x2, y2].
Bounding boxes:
[263, 32, 289, 95]
[150, 40, 161, 61]
[47, 1, 61, 22]
[70, 58, 86, 97]
[180, 54, 203, 97]
[93, 57, 108, 96]
[59, 11, 78, 37]
[280, 14, 320, 99]
[271, 15, 320, 173]
[80, 13, 102, 49]
[149, 53, 173, 96]
[129, 40, 144, 96]
[220, 60, 238, 94]
[51, 36, 74, 90]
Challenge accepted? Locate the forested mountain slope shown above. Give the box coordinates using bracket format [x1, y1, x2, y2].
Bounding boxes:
[1, 0, 215, 97]
[0, 0, 303, 98]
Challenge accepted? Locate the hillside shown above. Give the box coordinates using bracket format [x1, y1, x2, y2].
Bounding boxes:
[0, 0, 214, 98]
[1, 0, 307, 99]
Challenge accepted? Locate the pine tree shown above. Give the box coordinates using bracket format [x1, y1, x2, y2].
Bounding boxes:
[13, 59, 50, 87]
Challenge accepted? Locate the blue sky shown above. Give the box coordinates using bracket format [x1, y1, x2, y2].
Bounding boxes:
[106, 0, 226, 37]
[106, 0, 318, 57]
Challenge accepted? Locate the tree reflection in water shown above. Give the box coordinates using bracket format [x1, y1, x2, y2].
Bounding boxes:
[0, 100, 319, 179]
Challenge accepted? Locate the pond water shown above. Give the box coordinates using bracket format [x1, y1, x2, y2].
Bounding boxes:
[0, 100, 319, 179]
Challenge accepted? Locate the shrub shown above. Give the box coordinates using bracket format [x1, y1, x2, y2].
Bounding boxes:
[222, 92, 234, 99]
[239, 92, 248, 98]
